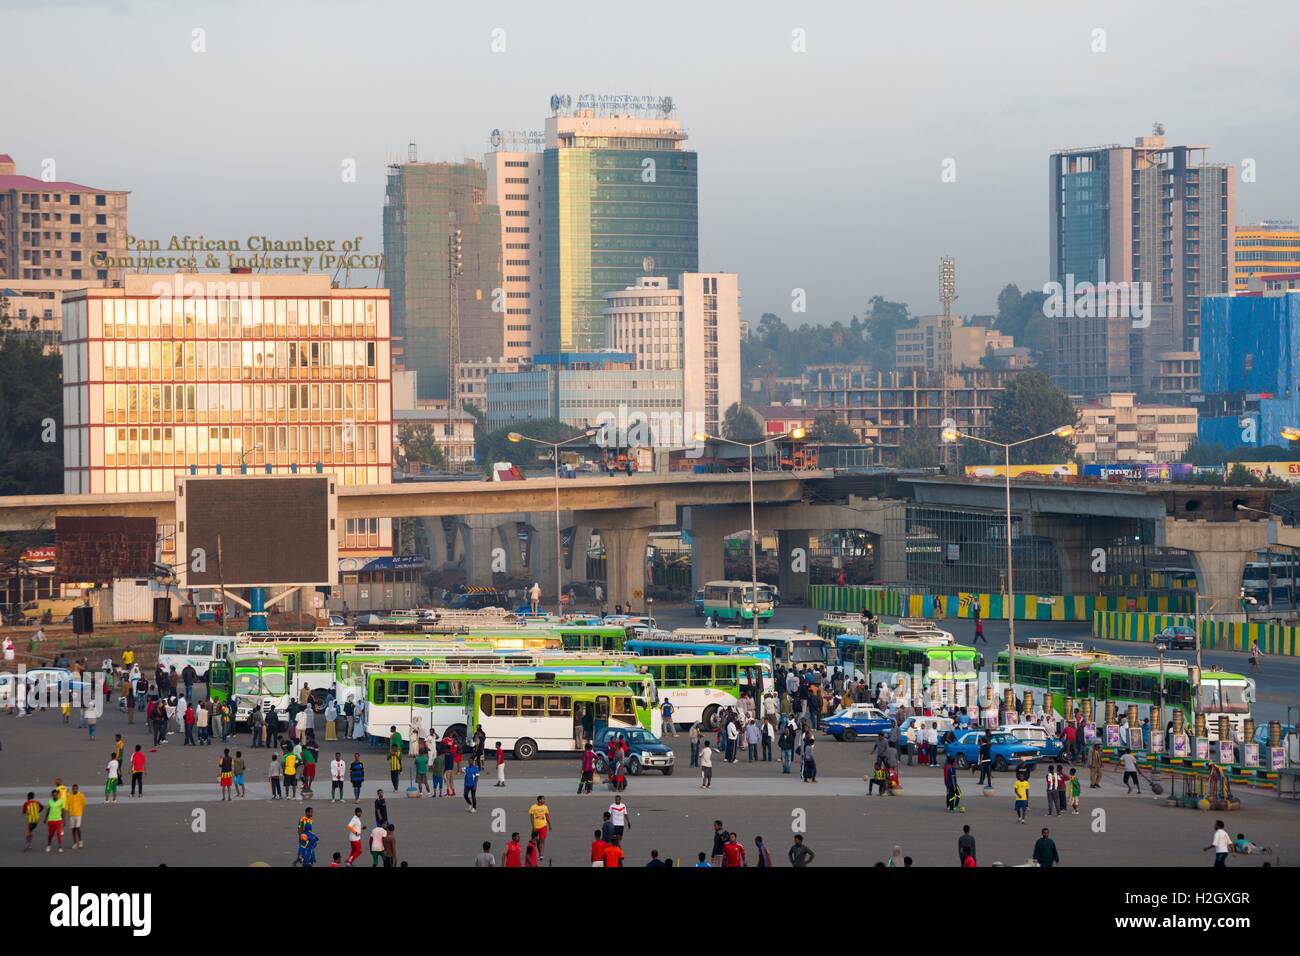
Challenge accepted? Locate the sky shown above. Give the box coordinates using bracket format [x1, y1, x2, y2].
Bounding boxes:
[5, 0, 1298, 323]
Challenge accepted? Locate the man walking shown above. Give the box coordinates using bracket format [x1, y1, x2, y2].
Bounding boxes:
[495, 741, 507, 787]
[346, 808, 363, 866]
[1121, 750, 1141, 794]
[129, 745, 146, 797]
[330, 752, 346, 802]
[1032, 827, 1060, 868]
[463, 761, 480, 813]
[958, 825, 976, 865]
[1205, 820, 1232, 867]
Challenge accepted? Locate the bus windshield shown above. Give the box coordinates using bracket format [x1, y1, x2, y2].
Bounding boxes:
[746, 586, 774, 604]
[790, 640, 826, 664]
[1198, 681, 1250, 714]
[235, 669, 286, 696]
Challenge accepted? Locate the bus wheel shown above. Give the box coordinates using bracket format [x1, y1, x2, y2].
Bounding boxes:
[514, 738, 537, 760]
[702, 706, 720, 732]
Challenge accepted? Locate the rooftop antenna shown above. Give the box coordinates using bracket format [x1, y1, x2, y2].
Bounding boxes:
[1152, 121, 1165, 137]
[408, 141, 418, 163]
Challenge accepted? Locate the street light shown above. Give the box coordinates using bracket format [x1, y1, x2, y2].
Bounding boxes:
[941, 423, 1075, 697]
[508, 428, 598, 612]
[1281, 426, 1300, 443]
[693, 426, 807, 646]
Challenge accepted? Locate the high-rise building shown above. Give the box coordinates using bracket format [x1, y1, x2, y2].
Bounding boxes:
[382, 157, 502, 401]
[542, 98, 698, 353]
[0, 152, 128, 283]
[1049, 129, 1234, 397]
[604, 273, 741, 436]
[1234, 221, 1300, 290]
[484, 137, 545, 361]
[60, 273, 394, 560]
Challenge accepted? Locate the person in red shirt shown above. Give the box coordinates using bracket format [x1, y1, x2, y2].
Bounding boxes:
[129, 745, 146, 797]
[495, 742, 506, 788]
[602, 834, 625, 868]
[524, 837, 540, 867]
[504, 832, 523, 867]
[590, 828, 608, 867]
[722, 833, 746, 867]
[579, 744, 595, 795]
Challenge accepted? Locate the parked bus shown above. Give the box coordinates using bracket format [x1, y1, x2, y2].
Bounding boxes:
[993, 641, 1106, 715]
[1087, 659, 1253, 741]
[219, 652, 289, 726]
[366, 665, 657, 744]
[863, 634, 979, 707]
[750, 629, 829, 672]
[550, 624, 628, 652]
[702, 580, 775, 624]
[157, 634, 237, 679]
[465, 678, 642, 759]
[634, 654, 768, 731]
[628, 636, 775, 669]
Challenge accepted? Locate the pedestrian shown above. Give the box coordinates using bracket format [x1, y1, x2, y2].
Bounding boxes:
[688, 722, 701, 767]
[283, 747, 299, 799]
[301, 739, 318, 797]
[232, 750, 246, 798]
[504, 833, 523, 868]
[958, 824, 976, 865]
[608, 796, 629, 838]
[721, 832, 746, 867]
[528, 795, 551, 859]
[386, 744, 401, 791]
[474, 841, 497, 867]
[382, 823, 397, 868]
[1088, 742, 1103, 788]
[725, 716, 739, 763]
[494, 741, 506, 787]
[268, 753, 282, 800]
[944, 755, 964, 813]
[44, 788, 66, 853]
[414, 748, 430, 796]
[374, 789, 388, 827]
[431, 749, 445, 797]
[104, 754, 119, 804]
[1205, 820, 1232, 867]
[1013, 771, 1029, 823]
[1055, 764, 1069, 814]
[699, 739, 714, 789]
[779, 722, 795, 774]
[1044, 765, 1060, 816]
[578, 742, 595, 795]
[710, 820, 729, 866]
[762, 719, 774, 761]
[218, 748, 234, 801]
[349, 753, 365, 800]
[369, 822, 387, 867]
[1068, 768, 1081, 815]
[661, 699, 676, 737]
[463, 762, 480, 812]
[346, 808, 363, 866]
[788, 834, 815, 867]
[977, 732, 994, 789]
[745, 720, 760, 762]
[22, 792, 43, 851]
[129, 745, 146, 797]
[754, 835, 773, 867]
[590, 827, 609, 867]
[66, 784, 86, 849]
[1121, 750, 1142, 794]
[330, 752, 346, 802]
[602, 834, 625, 868]
[1033, 827, 1060, 867]
[183, 701, 196, 745]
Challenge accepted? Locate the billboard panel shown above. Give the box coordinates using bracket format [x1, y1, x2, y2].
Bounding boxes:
[55, 517, 156, 581]
[1228, 461, 1300, 484]
[176, 475, 337, 588]
[963, 463, 1077, 478]
[1082, 463, 1193, 481]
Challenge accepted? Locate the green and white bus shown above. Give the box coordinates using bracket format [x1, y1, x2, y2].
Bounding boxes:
[1087, 659, 1253, 740]
[864, 634, 979, 707]
[215, 652, 290, 726]
[993, 641, 1106, 716]
[702, 580, 775, 624]
[465, 678, 642, 759]
[635, 654, 769, 731]
[366, 665, 657, 744]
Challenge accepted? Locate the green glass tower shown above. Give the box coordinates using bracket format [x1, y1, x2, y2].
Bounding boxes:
[543, 114, 698, 352]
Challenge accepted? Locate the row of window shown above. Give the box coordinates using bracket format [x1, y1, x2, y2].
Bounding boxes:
[101, 339, 379, 379]
[101, 423, 383, 469]
[96, 297, 381, 336]
[101, 382, 381, 425]
[92, 464, 387, 496]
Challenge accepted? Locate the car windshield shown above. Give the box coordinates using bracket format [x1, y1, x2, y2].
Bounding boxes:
[989, 734, 1016, 744]
[608, 729, 656, 745]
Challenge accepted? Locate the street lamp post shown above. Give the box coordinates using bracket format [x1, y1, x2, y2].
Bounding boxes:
[508, 429, 597, 613]
[694, 427, 806, 646]
[941, 424, 1075, 695]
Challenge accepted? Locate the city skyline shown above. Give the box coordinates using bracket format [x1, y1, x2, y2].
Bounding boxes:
[5, 0, 1296, 323]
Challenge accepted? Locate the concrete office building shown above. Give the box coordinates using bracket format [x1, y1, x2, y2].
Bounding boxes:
[0, 152, 128, 283]
[382, 157, 503, 401]
[1049, 129, 1234, 397]
[542, 98, 698, 353]
[484, 137, 545, 361]
[603, 273, 741, 436]
[455, 355, 528, 413]
[60, 273, 394, 559]
[1072, 392, 1198, 464]
[1234, 221, 1300, 290]
[0, 277, 107, 350]
[895, 314, 1014, 371]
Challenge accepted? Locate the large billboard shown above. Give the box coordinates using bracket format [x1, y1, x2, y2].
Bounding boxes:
[176, 475, 337, 588]
[55, 517, 156, 581]
[1228, 461, 1300, 484]
[963, 463, 1077, 478]
[1082, 463, 1193, 481]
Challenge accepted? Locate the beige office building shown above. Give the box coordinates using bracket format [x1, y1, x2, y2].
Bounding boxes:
[0, 153, 128, 283]
[1073, 392, 1198, 464]
[484, 143, 544, 362]
[61, 273, 394, 558]
[896, 314, 1014, 371]
[604, 273, 741, 437]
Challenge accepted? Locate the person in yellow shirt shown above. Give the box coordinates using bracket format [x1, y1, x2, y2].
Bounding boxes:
[122, 648, 135, 668]
[527, 796, 552, 860]
[1013, 773, 1030, 824]
[66, 784, 87, 849]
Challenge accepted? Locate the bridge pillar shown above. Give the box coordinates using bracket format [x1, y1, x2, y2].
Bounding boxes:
[1034, 515, 1117, 595]
[420, 518, 449, 570]
[459, 517, 500, 587]
[777, 529, 810, 604]
[601, 526, 651, 614]
[530, 519, 573, 602]
[498, 521, 523, 577]
[684, 506, 745, 593]
[1163, 518, 1272, 621]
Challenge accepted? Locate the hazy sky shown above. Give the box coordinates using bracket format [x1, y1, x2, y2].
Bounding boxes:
[6, 0, 1297, 323]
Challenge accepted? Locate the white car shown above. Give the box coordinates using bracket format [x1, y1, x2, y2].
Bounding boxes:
[897, 715, 958, 753]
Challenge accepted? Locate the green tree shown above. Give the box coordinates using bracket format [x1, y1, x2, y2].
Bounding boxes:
[397, 423, 448, 470]
[478, 418, 583, 473]
[0, 321, 63, 496]
[811, 412, 858, 444]
[988, 371, 1078, 464]
[1225, 463, 1261, 486]
[995, 284, 1053, 359]
[897, 421, 938, 469]
[721, 403, 764, 442]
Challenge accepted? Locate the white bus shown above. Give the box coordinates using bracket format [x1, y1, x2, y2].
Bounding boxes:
[465, 679, 644, 759]
[157, 634, 237, 679]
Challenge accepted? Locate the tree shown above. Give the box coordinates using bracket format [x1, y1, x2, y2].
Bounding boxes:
[0, 322, 63, 496]
[897, 421, 938, 469]
[994, 284, 1053, 359]
[721, 403, 764, 442]
[477, 418, 583, 473]
[1225, 463, 1260, 486]
[988, 371, 1078, 464]
[397, 423, 447, 471]
[810, 412, 858, 444]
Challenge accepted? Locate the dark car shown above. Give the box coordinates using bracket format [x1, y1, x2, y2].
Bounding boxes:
[592, 727, 676, 775]
[1156, 625, 1196, 651]
[447, 587, 506, 610]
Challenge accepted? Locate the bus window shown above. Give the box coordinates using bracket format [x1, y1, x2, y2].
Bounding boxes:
[596, 697, 610, 721]
[495, 695, 518, 717]
[521, 695, 545, 717]
[663, 665, 687, 687]
[480, 694, 493, 717]
[688, 664, 713, 687]
[373, 680, 385, 704]
[300, 651, 330, 672]
[161, 637, 188, 655]
[612, 697, 635, 718]
[191, 639, 213, 657]
[715, 664, 737, 684]
[546, 695, 562, 713]
[413, 682, 431, 707]
[434, 681, 459, 705]
[387, 680, 410, 705]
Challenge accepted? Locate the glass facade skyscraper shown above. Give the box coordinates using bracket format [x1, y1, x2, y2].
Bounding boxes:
[542, 113, 698, 353]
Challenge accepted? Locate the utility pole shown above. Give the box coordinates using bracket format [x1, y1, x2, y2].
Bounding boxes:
[938, 257, 957, 469]
[447, 215, 463, 411]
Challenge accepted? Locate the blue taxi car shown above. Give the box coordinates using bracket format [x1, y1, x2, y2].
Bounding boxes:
[824, 704, 893, 742]
[947, 729, 1042, 771]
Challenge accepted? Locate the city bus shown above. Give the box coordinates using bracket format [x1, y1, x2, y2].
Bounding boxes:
[993, 642, 1104, 715]
[217, 652, 290, 726]
[634, 654, 768, 731]
[365, 665, 657, 743]
[817, 613, 860, 641]
[550, 624, 628, 652]
[157, 634, 237, 679]
[464, 678, 642, 759]
[628, 635, 775, 669]
[750, 629, 829, 672]
[1086, 659, 1254, 741]
[702, 580, 775, 624]
[863, 634, 979, 707]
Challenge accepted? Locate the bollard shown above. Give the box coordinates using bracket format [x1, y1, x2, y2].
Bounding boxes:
[1269, 720, 1282, 748]
[1194, 713, 1207, 739]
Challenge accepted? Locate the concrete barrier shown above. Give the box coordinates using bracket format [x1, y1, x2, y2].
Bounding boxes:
[808, 586, 1193, 623]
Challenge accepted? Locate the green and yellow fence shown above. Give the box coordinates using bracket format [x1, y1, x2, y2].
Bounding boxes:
[1093, 610, 1300, 656]
[807, 586, 1193, 623]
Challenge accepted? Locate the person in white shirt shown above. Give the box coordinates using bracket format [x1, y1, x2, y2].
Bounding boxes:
[105, 757, 120, 803]
[699, 740, 714, 789]
[608, 799, 629, 837]
[294, 708, 309, 742]
[330, 753, 346, 802]
[725, 720, 740, 763]
[369, 824, 388, 867]
[345, 810, 363, 866]
[1205, 820, 1232, 867]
